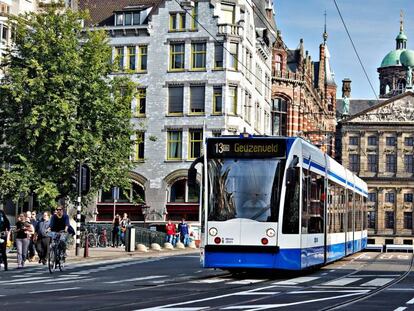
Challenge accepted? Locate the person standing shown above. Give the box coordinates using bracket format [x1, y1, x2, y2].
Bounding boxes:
[112, 214, 121, 247]
[34, 212, 51, 265]
[15, 214, 34, 269]
[120, 213, 130, 246]
[165, 220, 176, 245]
[0, 210, 11, 271]
[26, 210, 38, 262]
[178, 218, 190, 246]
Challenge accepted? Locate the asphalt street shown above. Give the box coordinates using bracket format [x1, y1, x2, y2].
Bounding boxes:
[0, 252, 414, 311]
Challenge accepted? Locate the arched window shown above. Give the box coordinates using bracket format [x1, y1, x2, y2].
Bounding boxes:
[274, 54, 282, 75]
[169, 179, 200, 203]
[100, 182, 145, 203]
[271, 97, 288, 136]
[397, 79, 406, 93]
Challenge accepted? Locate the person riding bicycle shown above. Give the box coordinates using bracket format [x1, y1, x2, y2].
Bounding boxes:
[48, 205, 70, 258]
[0, 210, 11, 271]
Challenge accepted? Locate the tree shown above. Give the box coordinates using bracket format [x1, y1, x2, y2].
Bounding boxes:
[0, 2, 136, 209]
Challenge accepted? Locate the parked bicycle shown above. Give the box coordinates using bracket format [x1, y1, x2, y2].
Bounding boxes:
[48, 231, 65, 274]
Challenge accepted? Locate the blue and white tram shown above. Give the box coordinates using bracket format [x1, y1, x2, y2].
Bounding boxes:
[190, 136, 368, 270]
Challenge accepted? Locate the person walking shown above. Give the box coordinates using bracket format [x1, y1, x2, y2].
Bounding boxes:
[26, 211, 37, 262]
[120, 213, 130, 246]
[112, 214, 121, 247]
[178, 218, 190, 246]
[34, 212, 51, 265]
[0, 210, 11, 271]
[15, 214, 34, 269]
[165, 220, 176, 245]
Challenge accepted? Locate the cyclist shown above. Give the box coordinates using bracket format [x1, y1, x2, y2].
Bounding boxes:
[0, 210, 10, 271]
[48, 205, 70, 258]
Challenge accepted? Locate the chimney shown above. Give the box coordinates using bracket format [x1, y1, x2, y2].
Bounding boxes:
[342, 78, 352, 98]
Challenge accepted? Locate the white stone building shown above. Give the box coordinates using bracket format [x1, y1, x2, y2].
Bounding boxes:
[79, 0, 276, 223]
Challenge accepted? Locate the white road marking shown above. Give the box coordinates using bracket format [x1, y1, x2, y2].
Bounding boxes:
[321, 278, 361, 286]
[361, 278, 394, 287]
[4, 276, 83, 285]
[44, 278, 94, 285]
[227, 279, 265, 285]
[0, 276, 51, 284]
[29, 287, 81, 294]
[105, 275, 167, 284]
[406, 297, 414, 304]
[190, 278, 232, 284]
[272, 276, 319, 285]
[393, 308, 407, 311]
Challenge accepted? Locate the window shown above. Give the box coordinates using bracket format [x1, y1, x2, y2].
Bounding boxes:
[385, 211, 394, 229]
[168, 86, 184, 114]
[255, 103, 260, 129]
[138, 46, 147, 71]
[214, 43, 224, 68]
[170, 43, 185, 70]
[191, 42, 206, 70]
[134, 132, 145, 161]
[114, 47, 124, 71]
[167, 130, 182, 160]
[274, 54, 282, 74]
[127, 46, 136, 71]
[386, 154, 397, 173]
[385, 192, 395, 203]
[115, 11, 142, 26]
[244, 92, 252, 123]
[191, 2, 198, 30]
[349, 136, 359, 146]
[367, 211, 376, 229]
[189, 129, 203, 159]
[367, 135, 378, 146]
[221, 3, 235, 24]
[116, 14, 124, 26]
[246, 50, 252, 80]
[404, 193, 413, 203]
[190, 85, 205, 114]
[135, 89, 146, 117]
[213, 87, 223, 114]
[229, 42, 238, 70]
[169, 179, 199, 203]
[272, 98, 287, 136]
[367, 154, 378, 172]
[404, 212, 412, 229]
[405, 137, 414, 146]
[1, 25, 7, 41]
[368, 192, 377, 202]
[405, 155, 414, 173]
[386, 136, 396, 146]
[170, 13, 186, 31]
[133, 12, 141, 25]
[228, 86, 237, 115]
[125, 12, 132, 25]
[255, 64, 263, 93]
[349, 154, 359, 172]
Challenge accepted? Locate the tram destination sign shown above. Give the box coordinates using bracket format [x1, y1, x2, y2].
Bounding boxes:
[207, 138, 286, 158]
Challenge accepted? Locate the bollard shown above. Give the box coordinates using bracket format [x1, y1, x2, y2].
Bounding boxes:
[84, 234, 89, 258]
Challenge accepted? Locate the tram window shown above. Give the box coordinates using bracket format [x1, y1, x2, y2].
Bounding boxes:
[302, 170, 325, 234]
[347, 191, 354, 231]
[355, 193, 362, 231]
[282, 166, 300, 234]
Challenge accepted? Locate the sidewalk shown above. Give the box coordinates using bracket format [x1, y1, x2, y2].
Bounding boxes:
[5, 246, 199, 269]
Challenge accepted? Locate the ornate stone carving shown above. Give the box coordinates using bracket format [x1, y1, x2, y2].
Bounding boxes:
[351, 98, 414, 122]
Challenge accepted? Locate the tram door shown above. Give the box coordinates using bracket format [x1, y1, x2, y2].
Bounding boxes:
[345, 190, 354, 255]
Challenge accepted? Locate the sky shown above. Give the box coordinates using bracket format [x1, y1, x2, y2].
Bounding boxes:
[274, 0, 414, 99]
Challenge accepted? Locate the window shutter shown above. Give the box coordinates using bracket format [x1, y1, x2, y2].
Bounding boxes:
[191, 86, 205, 111]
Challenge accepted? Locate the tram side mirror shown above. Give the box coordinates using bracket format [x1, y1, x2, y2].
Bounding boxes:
[188, 167, 197, 187]
[286, 167, 297, 186]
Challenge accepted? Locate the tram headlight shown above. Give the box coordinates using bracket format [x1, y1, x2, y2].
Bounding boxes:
[209, 227, 218, 236]
[266, 228, 275, 238]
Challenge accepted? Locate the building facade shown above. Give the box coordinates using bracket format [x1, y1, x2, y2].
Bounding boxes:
[79, 0, 276, 222]
[339, 19, 414, 245]
[271, 28, 337, 156]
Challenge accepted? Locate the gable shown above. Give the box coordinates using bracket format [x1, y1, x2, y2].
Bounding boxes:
[347, 93, 414, 123]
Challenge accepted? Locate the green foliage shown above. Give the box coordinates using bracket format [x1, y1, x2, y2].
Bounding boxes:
[0, 4, 136, 208]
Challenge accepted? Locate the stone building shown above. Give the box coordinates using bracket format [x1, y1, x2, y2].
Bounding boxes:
[271, 25, 337, 156]
[79, 0, 276, 223]
[338, 18, 414, 245]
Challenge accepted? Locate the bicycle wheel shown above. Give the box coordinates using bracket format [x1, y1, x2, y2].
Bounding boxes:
[48, 247, 56, 274]
[98, 236, 107, 248]
[88, 234, 97, 248]
[57, 248, 64, 271]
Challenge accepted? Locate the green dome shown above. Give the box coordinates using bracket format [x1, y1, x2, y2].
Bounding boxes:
[400, 50, 414, 67]
[396, 31, 408, 41]
[380, 49, 405, 67]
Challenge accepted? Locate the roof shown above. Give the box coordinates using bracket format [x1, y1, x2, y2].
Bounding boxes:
[79, 0, 161, 26]
[252, 0, 277, 44]
[336, 99, 383, 116]
[380, 49, 405, 67]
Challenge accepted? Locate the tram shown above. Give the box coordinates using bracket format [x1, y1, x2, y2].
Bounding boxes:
[188, 136, 368, 270]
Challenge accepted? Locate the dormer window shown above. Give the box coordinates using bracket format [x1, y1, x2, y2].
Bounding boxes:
[115, 11, 142, 26]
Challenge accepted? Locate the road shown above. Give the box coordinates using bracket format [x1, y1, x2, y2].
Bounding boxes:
[1, 252, 414, 310]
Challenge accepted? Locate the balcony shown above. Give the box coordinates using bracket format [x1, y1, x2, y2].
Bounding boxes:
[217, 23, 242, 37]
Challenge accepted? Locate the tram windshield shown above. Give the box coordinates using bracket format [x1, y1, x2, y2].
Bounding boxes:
[207, 158, 284, 222]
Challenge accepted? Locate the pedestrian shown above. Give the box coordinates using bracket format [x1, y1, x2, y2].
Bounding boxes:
[0, 210, 11, 271]
[34, 211, 51, 265]
[120, 213, 130, 246]
[15, 213, 34, 269]
[165, 220, 176, 245]
[178, 218, 190, 246]
[26, 211, 37, 262]
[112, 214, 121, 247]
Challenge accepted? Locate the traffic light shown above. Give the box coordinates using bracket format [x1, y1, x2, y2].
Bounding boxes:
[70, 174, 78, 192]
[80, 164, 91, 195]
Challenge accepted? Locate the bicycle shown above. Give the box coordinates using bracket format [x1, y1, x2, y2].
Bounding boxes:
[48, 231, 66, 274]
